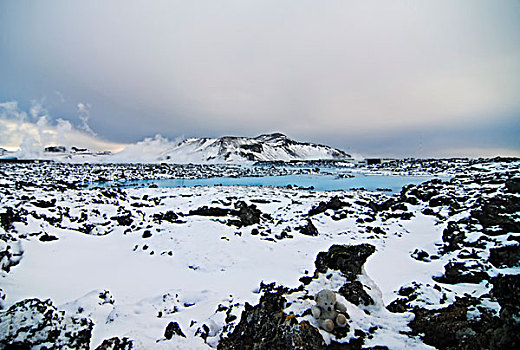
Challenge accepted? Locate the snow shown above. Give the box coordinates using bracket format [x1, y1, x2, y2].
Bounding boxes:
[1, 160, 519, 349]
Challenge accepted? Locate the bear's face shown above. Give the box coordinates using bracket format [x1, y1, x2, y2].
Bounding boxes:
[316, 289, 336, 313]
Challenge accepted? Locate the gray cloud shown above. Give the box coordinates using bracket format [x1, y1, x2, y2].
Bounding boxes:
[1, 0, 519, 157]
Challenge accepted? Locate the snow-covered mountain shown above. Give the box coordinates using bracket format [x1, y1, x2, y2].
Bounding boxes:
[153, 133, 351, 163]
[3, 133, 353, 164]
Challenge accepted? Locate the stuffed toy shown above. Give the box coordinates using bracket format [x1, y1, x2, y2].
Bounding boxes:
[311, 289, 348, 332]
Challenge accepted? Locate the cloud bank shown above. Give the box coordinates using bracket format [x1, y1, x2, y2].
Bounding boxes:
[1, 0, 519, 157]
[0, 101, 123, 156]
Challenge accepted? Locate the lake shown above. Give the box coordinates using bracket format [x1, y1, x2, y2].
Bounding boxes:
[92, 174, 441, 193]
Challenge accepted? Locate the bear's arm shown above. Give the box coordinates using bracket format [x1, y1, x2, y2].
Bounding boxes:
[335, 301, 347, 313]
[311, 305, 322, 319]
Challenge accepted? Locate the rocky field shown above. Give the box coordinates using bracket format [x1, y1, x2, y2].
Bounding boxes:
[0, 158, 519, 349]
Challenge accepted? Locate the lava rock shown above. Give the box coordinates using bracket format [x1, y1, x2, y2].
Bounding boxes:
[95, 337, 134, 350]
[411, 249, 430, 262]
[110, 213, 133, 226]
[0, 207, 26, 232]
[298, 219, 319, 236]
[339, 281, 374, 306]
[442, 221, 466, 253]
[489, 245, 520, 268]
[505, 177, 520, 193]
[433, 261, 488, 284]
[309, 196, 347, 216]
[234, 201, 262, 226]
[218, 290, 326, 350]
[39, 233, 59, 242]
[0, 298, 93, 349]
[189, 206, 231, 217]
[315, 244, 376, 280]
[164, 321, 186, 339]
[153, 210, 179, 223]
[31, 199, 56, 208]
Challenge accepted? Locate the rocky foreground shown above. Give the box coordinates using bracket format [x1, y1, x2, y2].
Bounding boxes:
[0, 158, 519, 349]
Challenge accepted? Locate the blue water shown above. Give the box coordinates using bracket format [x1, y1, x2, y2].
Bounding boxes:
[93, 174, 439, 193]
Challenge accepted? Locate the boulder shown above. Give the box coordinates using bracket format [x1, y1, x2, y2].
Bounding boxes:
[0, 298, 93, 349]
[218, 290, 326, 350]
[315, 244, 376, 280]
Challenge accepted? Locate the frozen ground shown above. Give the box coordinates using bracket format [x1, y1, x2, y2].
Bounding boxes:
[0, 158, 519, 349]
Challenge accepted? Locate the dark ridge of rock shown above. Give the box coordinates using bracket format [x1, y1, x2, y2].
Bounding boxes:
[309, 196, 348, 216]
[164, 321, 186, 339]
[234, 201, 262, 226]
[315, 244, 376, 280]
[432, 261, 489, 284]
[298, 219, 319, 236]
[505, 177, 520, 193]
[189, 202, 262, 227]
[410, 249, 430, 262]
[409, 286, 520, 350]
[339, 281, 374, 306]
[0, 298, 93, 349]
[491, 274, 520, 316]
[429, 195, 458, 208]
[386, 298, 409, 313]
[217, 290, 326, 350]
[0, 207, 26, 232]
[489, 245, 520, 268]
[189, 206, 231, 217]
[39, 233, 59, 242]
[409, 297, 494, 350]
[441, 221, 466, 253]
[31, 199, 56, 208]
[153, 210, 182, 223]
[368, 198, 396, 213]
[471, 196, 520, 235]
[110, 213, 133, 226]
[95, 337, 134, 350]
[0, 233, 23, 273]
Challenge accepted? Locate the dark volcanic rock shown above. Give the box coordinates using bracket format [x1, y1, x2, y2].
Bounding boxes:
[218, 290, 326, 350]
[0, 207, 26, 232]
[234, 201, 262, 226]
[95, 337, 134, 350]
[31, 199, 56, 208]
[164, 321, 186, 339]
[442, 221, 466, 253]
[298, 219, 319, 236]
[315, 244, 376, 280]
[505, 177, 520, 193]
[111, 213, 133, 226]
[0, 298, 93, 349]
[153, 210, 180, 223]
[190, 201, 262, 227]
[489, 245, 520, 268]
[491, 274, 520, 315]
[433, 261, 488, 284]
[339, 281, 374, 306]
[39, 233, 59, 242]
[309, 196, 347, 216]
[472, 196, 520, 235]
[189, 206, 231, 217]
[409, 297, 492, 350]
[0, 233, 23, 273]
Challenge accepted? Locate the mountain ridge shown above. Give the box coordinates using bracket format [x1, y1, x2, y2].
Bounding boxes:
[156, 133, 352, 163]
[2, 133, 354, 164]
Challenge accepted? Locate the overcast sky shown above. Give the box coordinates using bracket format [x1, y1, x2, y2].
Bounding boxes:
[1, 0, 519, 157]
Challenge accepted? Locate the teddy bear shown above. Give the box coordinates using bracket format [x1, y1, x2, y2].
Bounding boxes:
[311, 289, 348, 332]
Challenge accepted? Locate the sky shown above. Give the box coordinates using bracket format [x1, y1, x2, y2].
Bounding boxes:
[1, 0, 519, 158]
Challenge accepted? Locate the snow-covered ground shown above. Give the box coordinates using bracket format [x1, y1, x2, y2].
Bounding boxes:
[0, 159, 519, 349]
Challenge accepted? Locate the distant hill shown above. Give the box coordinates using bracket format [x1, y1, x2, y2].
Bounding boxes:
[151, 133, 352, 163]
[6, 133, 353, 163]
